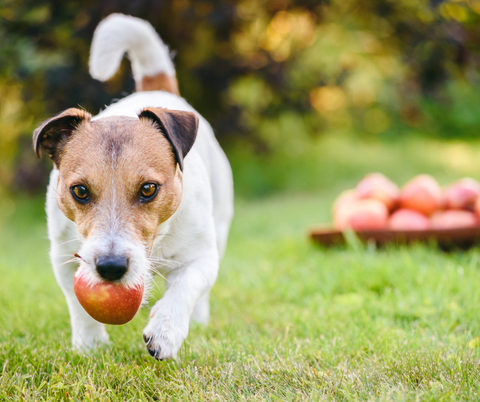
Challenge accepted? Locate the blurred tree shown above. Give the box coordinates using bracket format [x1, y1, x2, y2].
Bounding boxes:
[1, 0, 480, 198]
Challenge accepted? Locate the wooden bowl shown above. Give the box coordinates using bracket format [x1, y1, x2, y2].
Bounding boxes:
[309, 225, 480, 251]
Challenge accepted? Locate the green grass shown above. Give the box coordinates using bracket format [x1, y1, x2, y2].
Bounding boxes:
[2, 136, 480, 400]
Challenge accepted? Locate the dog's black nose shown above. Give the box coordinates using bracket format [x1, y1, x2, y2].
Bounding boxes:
[96, 255, 128, 281]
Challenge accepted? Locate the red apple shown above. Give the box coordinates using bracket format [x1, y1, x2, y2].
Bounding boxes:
[73, 267, 144, 325]
[475, 196, 480, 220]
[399, 174, 442, 216]
[443, 178, 480, 211]
[335, 198, 388, 231]
[355, 172, 399, 210]
[430, 210, 477, 230]
[333, 189, 357, 213]
[389, 208, 430, 231]
[332, 189, 358, 229]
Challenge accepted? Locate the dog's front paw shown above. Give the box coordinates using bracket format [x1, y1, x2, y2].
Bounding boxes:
[142, 306, 189, 360]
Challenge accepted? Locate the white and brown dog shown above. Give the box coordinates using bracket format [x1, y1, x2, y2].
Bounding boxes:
[33, 14, 233, 360]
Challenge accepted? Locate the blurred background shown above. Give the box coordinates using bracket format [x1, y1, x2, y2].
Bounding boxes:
[2, 0, 480, 219]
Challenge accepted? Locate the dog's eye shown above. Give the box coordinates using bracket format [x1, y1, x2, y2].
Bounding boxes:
[140, 183, 158, 200]
[71, 185, 89, 203]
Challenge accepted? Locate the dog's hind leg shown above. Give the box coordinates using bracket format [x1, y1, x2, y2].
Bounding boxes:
[190, 187, 233, 326]
[211, 152, 234, 260]
[189, 152, 233, 326]
[190, 209, 232, 325]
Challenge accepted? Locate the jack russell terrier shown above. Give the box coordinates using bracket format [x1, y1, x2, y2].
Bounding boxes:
[33, 13, 233, 360]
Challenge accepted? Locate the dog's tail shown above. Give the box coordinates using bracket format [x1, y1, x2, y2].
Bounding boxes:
[89, 13, 179, 95]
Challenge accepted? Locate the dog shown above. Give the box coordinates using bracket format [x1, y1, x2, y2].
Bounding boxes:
[33, 14, 233, 360]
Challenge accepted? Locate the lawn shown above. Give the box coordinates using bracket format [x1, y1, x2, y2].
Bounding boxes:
[2, 136, 480, 400]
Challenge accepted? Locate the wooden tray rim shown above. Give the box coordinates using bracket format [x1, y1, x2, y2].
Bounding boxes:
[309, 224, 480, 248]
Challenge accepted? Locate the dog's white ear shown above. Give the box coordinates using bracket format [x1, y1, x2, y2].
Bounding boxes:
[138, 107, 199, 171]
[33, 108, 92, 166]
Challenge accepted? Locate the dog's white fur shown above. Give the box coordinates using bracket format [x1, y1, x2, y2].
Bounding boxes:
[46, 14, 233, 359]
[89, 13, 176, 82]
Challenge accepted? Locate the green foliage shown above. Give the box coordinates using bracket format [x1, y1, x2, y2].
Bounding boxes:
[419, 81, 480, 139]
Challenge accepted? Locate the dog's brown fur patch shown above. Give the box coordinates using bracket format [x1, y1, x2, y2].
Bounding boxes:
[33, 108, 92, 165]
[139, 107, 198, 171]
[136, 73, 179, 95]
[56, 116, 183, 250]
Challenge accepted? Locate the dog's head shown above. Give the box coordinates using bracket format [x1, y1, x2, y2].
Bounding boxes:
[34, 107, 198, 287]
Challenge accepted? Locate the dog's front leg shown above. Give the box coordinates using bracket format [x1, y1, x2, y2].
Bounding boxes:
[143, 254, 218, 360]
[50, 243, 109, 350]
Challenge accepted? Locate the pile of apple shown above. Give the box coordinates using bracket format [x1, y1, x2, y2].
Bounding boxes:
[333, 173, 480, 231]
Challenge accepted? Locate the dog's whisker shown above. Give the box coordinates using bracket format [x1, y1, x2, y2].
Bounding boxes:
[148, 262, 179, 272]
[150, 274, 167, 295]
[52, 238, 82, 247]
[148, 259, 181, 269]
[150, 266, 167, 281]
[150, 260, 182, 267]
[148, 256, 178, 263]
[148, 266, 170, 283]
[150, 264, 179, 272]
[148, 265, 178, 278]
[148, 257, 180, 265]
[60, 257, 80, 266]
[152, 272, 170, 293]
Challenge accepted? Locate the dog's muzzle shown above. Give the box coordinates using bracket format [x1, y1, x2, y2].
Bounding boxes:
[96, 255, 129, 281]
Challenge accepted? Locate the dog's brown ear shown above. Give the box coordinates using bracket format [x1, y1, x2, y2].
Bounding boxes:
[138, 107, 199, 171]
[33, 108, 92, 166]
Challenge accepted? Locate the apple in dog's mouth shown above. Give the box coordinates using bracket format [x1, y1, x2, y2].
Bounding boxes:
[73, 266, 144, 325]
